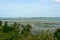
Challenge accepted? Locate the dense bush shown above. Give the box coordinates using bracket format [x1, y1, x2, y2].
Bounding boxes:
[54, 28, 60, 40]
[20, 32, 57, 40]
[0, 20, 59, 40]
[3, 21, 12, 33]
[0, 21, 19, 40]
[13, 22, 17, 27]
[21, 24, 32, 37]
[0, 20, 2, 26]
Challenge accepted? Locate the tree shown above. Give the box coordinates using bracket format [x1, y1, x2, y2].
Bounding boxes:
[0, 20, 2, 26]
[3, 21, 9, 33]
[13, 22, 17, 27]
[21, 24, 32, 37]
[4, 21, 8, 27]
[54, 29, 60, 40]
[26, 24, 32, 32]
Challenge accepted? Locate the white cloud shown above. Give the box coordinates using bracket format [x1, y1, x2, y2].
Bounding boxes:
[54, 0, 60, 2]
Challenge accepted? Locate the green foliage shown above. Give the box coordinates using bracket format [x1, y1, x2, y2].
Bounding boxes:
[21, 24, 32, 36]
[25, 24, 32, 32]
[0, 20, 2, 26]
[20, 24, 58, 40]
[55, 28, 60, 40]
[3, 21, 10, 33]
[13, 22, 17, 27]
[4, 21, 8, 27]
[20, 32, 57, 40]
[0, 31, 19, 40]
[0, 21, 19, 40]
[0, 20, 59, 40]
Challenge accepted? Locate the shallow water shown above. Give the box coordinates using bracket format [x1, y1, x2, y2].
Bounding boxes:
[2, 20, 60, 34]
[31, 23, 60, 34]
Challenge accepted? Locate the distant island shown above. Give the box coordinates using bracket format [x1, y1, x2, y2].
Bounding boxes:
[0, 17, 60, 20]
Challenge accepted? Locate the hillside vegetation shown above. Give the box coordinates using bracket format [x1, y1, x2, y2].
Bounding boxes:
[0, 20, 60, 40]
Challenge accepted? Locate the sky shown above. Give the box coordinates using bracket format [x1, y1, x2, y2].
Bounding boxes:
[0, 0, 60, 17]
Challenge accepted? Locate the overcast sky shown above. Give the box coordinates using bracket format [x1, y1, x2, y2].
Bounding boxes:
[0, 0, 60, 17]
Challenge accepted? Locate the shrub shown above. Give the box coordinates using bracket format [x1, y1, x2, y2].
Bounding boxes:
[0, 21, 19, 40]
[54, 28, 60, 40]
[0, 20, 2, 26]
